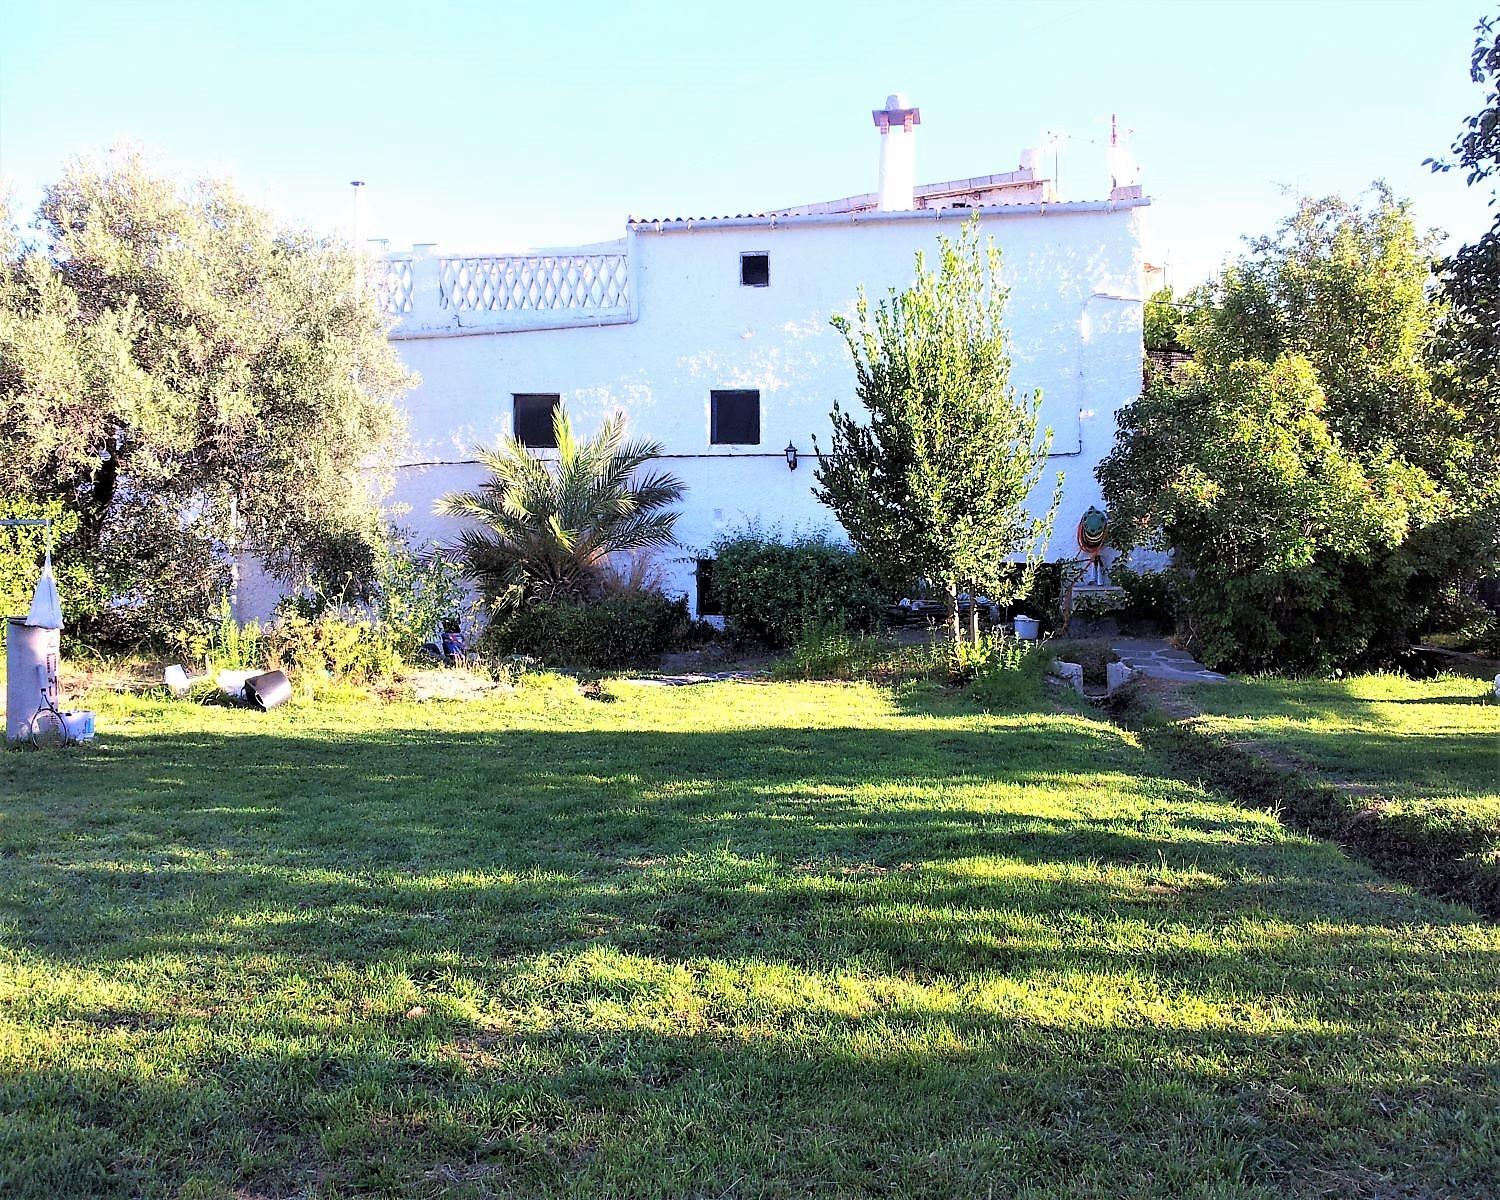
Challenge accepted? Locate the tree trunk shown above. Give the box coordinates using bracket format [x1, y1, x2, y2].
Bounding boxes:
[947, 579, 961, 646]
[968, 582, 981, 645]
[80, 448, 119, 549]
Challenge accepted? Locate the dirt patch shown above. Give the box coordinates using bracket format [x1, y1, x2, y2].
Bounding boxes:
[391, 668, 504, 703]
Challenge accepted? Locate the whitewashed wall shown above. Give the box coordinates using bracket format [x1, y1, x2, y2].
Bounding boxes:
[240, 204, 1146, 619]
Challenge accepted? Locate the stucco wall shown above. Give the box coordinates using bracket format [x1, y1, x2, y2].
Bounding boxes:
[240, 206, 1145, 619]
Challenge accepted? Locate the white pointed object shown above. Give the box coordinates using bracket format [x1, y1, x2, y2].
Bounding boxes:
[26, 549, 62, 629]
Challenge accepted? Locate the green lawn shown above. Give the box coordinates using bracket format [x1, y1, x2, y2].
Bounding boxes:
[1, 675, 1498, 1198]
[1181, 674, 1500, 908]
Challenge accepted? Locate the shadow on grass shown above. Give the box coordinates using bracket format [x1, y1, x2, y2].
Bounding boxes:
[1, 708, 1497, 1198]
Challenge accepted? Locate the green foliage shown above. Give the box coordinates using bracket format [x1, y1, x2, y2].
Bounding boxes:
[1425, 16, 1500, 553]
[0, 148, 412, 641]
[438, 405, 685, 606]
[266, 612, 401, 687]
[815, 217, 1061, 644]
[710, 531, 886, 649]
[771, 621, 895, 681]
[1143, 286, 1184, 352]
[369, 536, 473, 660]
[1018, 561, 1072, 632]
[482, 590, 690, 669]
[172, 595, 266, 673]
[966, 636, 1049, 709]
[0, 498, 97, 621]
[1107, 560, 1176, 628]
[1101, 190, 1467, 672]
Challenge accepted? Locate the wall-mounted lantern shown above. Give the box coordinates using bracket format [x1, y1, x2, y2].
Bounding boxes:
[785, 441, 800, 471]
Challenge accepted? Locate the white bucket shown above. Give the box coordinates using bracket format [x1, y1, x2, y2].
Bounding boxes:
[1013, 615, 1041, 641]
[61, 711, 95, 741]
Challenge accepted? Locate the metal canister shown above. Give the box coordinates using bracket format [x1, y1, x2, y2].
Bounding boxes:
[5, 618, 60, 743]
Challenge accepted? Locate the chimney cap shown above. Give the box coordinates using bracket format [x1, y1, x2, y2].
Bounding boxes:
[873, 93, 921, 130]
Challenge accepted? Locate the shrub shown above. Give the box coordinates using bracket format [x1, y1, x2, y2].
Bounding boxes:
[0, 497, 100, 623]
[772, 621, 892, 680]
[483, 591, 689, 669]
[266, 613, 401, 686]
[1108, 561, 1176, 629]
[370, 536, 473, 660]
[710, 532, 886, 648]
[171, 596, 266, 673]
[958, 632, 1048, 708]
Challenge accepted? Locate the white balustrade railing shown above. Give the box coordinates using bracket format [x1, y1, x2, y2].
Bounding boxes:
[442, 253, 630, 312]
[376, 258, 414, 315]
[373, 244, 635, 335]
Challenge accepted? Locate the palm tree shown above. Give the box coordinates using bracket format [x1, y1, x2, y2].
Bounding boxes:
[435, 406, 686, 602]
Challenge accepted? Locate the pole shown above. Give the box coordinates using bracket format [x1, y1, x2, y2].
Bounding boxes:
[350, 180, 366, 293]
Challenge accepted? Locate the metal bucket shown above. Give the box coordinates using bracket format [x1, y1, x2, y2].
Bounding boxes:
[243, 670, 292, 711]
[1013, 615, 1041, 641]
[6, 618, 60, 743]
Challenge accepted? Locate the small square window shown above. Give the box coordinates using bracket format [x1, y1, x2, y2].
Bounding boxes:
[695, 558, 722, 616]
[710, 390, 760, 445]
[513, 393, 559, 448]
[740, 252, 769, 287]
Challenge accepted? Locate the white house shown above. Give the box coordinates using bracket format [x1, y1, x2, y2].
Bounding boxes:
[261, 96, 1150, 619]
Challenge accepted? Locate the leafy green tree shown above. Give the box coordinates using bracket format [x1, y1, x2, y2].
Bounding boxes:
[1100, 356, 1429, 670]
[814, 218, 1060, 645]
[1101, 190, 1471, 671]
[436, 406, 685, 604]
[1143, 286, 1184, 352]
[1430, 16, 1500, 495]
[0, 148, 412, 639]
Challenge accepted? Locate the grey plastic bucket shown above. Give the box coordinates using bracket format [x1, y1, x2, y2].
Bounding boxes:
[243, 670, 292, 711]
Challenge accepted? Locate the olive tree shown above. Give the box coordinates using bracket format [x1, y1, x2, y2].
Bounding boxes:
[814, 218, 1060, 645]
[0, 149, 413, 639]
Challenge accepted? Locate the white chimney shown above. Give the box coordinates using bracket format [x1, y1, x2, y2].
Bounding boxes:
[873, 92, 920, 212]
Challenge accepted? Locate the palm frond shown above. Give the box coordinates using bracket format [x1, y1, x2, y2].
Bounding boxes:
[435, 409, 687, 600]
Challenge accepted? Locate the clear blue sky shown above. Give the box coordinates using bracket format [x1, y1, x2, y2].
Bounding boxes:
[0, 0, 1492, 284]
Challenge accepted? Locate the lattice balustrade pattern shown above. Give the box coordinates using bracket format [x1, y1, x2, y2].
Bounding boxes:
[375, 259, 414, 315]
[439, 254, 630, 312]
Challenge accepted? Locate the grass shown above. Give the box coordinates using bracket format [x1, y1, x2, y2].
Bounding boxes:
[1, 673, 1498, 1198]
[1172, 674, 1500, 912]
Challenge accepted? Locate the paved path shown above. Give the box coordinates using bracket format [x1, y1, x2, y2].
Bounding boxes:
[1110, 637, 1229, 684]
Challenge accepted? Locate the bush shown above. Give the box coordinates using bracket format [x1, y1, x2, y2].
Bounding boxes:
[710, 533, 886, 648]
[0, 497, 100, 623]
[266, 613, 401, 686]
[772, 621, 893, 680]
[171, 596, 267, 673]
[171, 598, 401, 690]
[483, 591, 689, 669]
[1108, 561, 1176, 629]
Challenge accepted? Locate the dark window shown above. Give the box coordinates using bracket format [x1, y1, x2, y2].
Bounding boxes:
[695, 558, 722, 616]
[740, 252, 769, 287]
[513, 393, 559, 448]
[710, 389, 760, 445]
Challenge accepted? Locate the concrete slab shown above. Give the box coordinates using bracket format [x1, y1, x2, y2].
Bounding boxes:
[1110, 638, 1229, 684]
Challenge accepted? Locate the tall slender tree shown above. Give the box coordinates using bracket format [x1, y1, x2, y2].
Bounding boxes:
[814, 218, 1060, 645]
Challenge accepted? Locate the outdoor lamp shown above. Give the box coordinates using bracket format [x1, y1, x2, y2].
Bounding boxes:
[785, 441, 799, 471]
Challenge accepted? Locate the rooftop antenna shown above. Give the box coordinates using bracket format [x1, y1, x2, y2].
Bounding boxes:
[1042, 129, 1067, 198]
